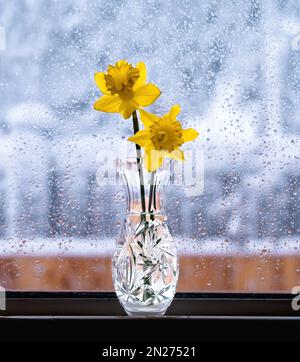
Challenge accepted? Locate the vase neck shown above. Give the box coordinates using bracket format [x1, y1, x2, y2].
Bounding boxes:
[119, 159, 170, 215]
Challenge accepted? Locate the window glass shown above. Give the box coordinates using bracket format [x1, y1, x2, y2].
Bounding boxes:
[0, 0, 299, 292]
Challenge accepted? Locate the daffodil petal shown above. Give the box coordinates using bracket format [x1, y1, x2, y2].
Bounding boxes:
[94, 95, 122, 113]
[167, 148, 185, 161]
[128, 130, 150, 147]
[182, 128, 199, 143]
[119, 100, 138, 119]
[94, 72, 109, 95]
[139, 109, 159, 127]
[134, 83, 161, 107]
[133, 62, 147, 90]
[169, 104, 181, 119]
[144, 148, 165, 172]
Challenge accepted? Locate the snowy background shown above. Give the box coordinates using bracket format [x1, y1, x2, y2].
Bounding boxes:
[0, 0, 299, 250]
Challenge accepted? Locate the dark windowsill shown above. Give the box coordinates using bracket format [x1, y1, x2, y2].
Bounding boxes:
[1, 292, 300, 318]
[2, 292, 300, 343]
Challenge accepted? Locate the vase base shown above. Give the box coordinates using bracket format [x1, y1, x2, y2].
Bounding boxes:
[122, 301, 171, 317]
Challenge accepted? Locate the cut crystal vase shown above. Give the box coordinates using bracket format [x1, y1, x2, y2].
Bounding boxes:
[113, 158, 178, 316]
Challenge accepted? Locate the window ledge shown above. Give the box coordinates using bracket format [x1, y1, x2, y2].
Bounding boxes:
[1, 292, 300, 318]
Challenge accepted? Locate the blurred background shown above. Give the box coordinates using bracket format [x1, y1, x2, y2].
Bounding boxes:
[0, 0, 299, 292]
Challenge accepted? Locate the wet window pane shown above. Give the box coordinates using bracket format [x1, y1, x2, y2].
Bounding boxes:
[0, 0, 299, 292]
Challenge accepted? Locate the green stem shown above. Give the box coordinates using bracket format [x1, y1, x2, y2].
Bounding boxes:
[132, 111, 146, 221]
[148, 171, 156, 221]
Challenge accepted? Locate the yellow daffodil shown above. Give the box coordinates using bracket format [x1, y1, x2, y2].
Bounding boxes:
[94, 60, 161, 119]
[128, 105, 199, 171]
